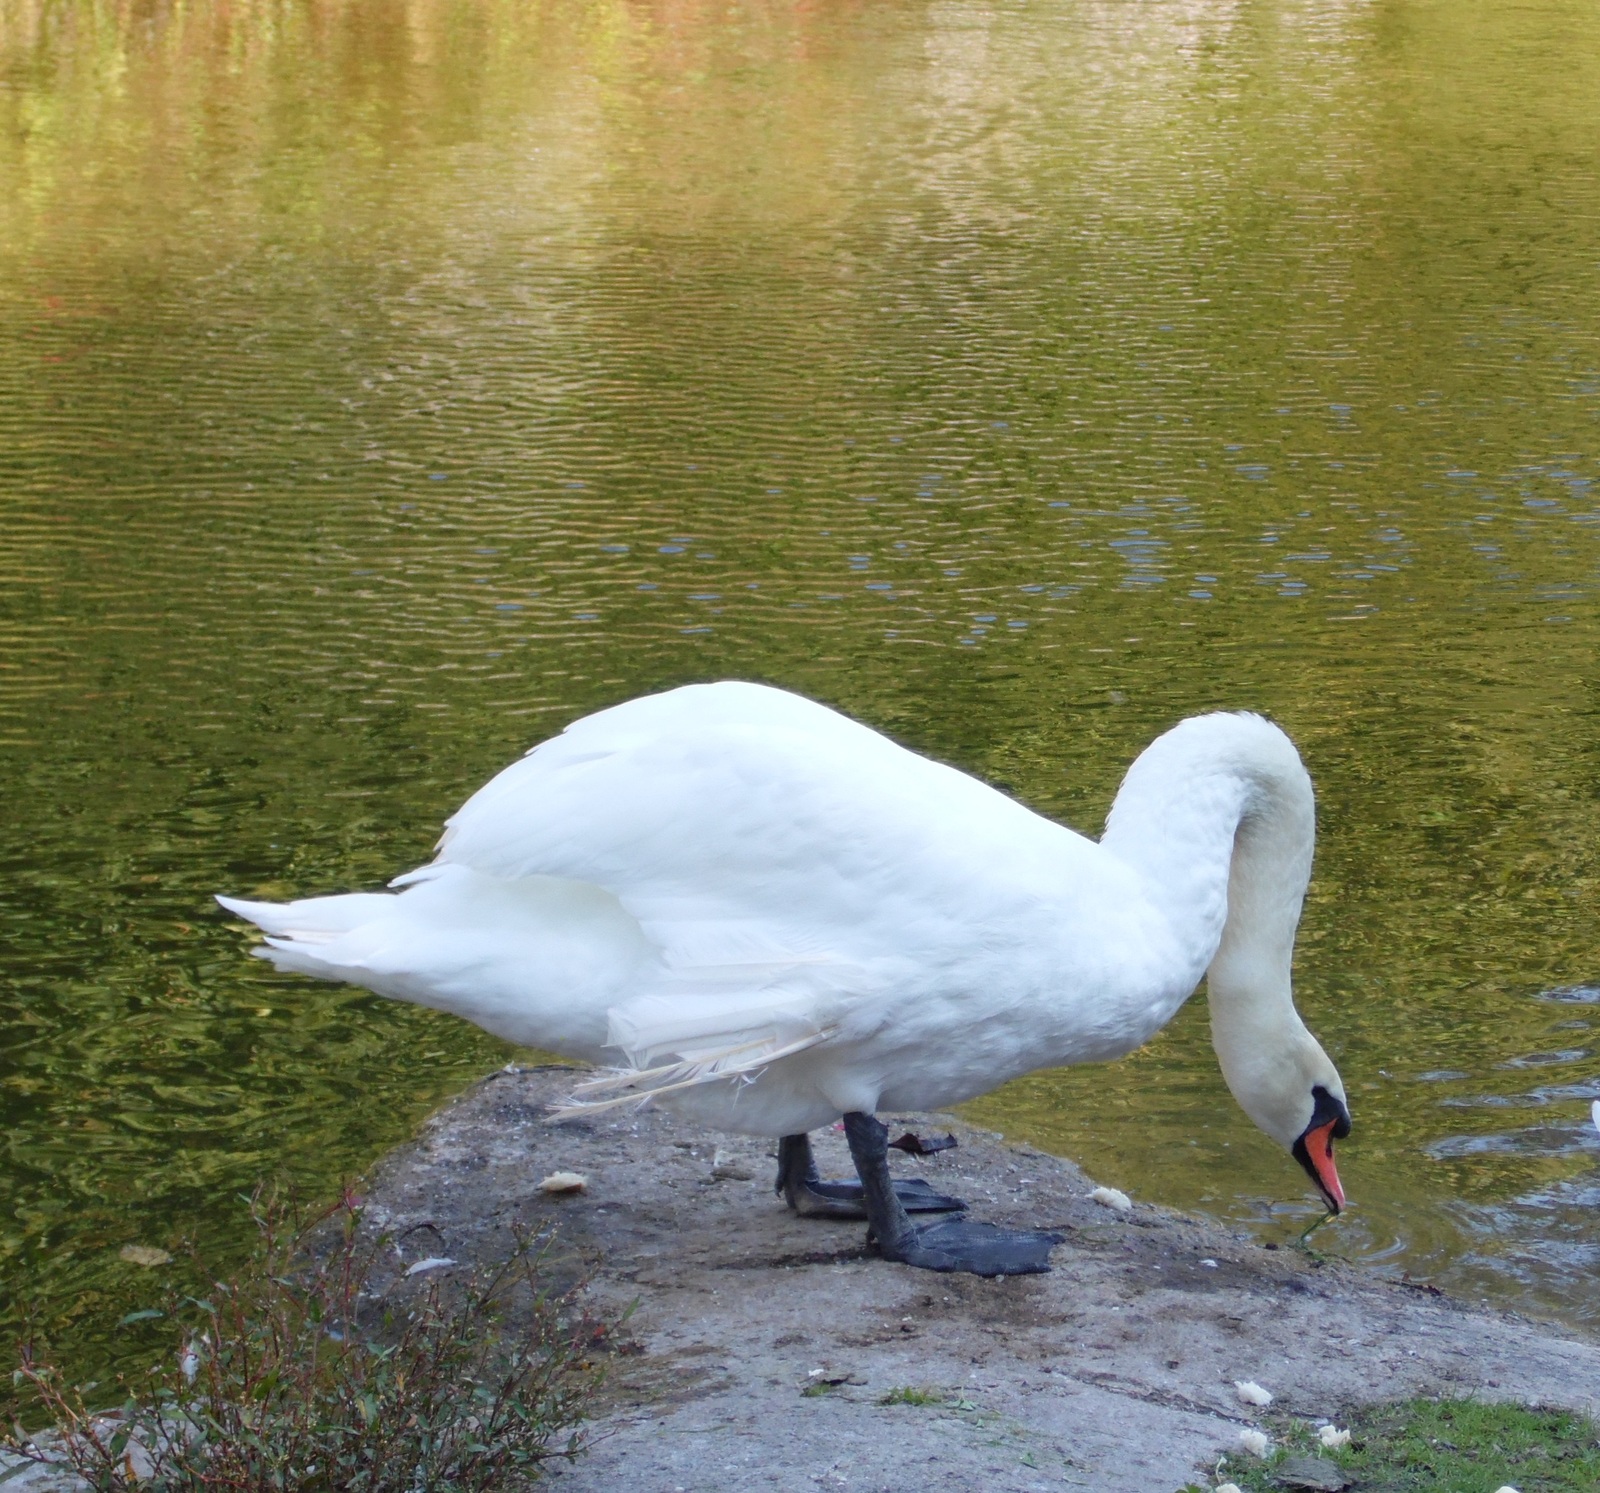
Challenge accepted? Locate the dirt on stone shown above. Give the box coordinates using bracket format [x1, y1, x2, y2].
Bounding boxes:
[348, 1065, 1600, 1493]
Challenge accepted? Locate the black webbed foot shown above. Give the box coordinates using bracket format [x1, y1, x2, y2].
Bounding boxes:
[869, 1216, 1061, 1276]
[776, 1133, 965, 1219]
[790, 1176, 968, 1221]
[841, 1111, 1061, 1278]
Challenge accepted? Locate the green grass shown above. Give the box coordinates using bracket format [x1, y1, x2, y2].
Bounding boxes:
[1179, 1397, 1600, 1493]
[874, 1386, 980, 1411]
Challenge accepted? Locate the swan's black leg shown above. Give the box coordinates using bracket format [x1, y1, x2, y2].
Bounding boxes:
[775, 1132, 965, 1220]
[841, 1112, 1061, 1276]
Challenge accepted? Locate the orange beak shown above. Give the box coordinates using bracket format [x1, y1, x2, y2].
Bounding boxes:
[1301, 1118, 1345, 1214]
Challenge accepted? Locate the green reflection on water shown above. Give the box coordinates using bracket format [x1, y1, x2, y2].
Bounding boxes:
[2, 0, 1600, 1386]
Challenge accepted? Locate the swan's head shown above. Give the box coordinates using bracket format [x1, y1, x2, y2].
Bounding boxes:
[1218, 1024, 1351, 1213]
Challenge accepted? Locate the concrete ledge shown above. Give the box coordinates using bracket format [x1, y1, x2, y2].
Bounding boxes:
[353, 1065, 1600, 1493]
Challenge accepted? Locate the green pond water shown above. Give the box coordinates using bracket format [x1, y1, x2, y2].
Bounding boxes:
[3, 0, 1600, 1384]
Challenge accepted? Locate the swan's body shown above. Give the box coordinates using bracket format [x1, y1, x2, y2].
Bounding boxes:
[221, 681, 1351, 1272]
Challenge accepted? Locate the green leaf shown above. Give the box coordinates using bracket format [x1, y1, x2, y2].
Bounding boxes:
[118, 1308, 165, 1327]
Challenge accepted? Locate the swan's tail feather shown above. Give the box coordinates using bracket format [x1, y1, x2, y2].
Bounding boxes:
[547, 1026, 836, 1120]
[215, 868, 658, 1055]
[216, 891, 398, 945]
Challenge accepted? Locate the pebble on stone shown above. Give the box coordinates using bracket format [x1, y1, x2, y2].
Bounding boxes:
[538, 1171, 589, 1194]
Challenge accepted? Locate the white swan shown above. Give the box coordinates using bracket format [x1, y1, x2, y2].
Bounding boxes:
[219, 680, 1351, 1276]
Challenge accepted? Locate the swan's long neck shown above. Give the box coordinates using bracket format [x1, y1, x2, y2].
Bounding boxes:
[1099, 713, 1319, 1140]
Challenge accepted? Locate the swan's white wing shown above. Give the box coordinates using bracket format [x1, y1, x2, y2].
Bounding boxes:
[422, 681, 1090, 1094]
[431, 681, 1071, 922]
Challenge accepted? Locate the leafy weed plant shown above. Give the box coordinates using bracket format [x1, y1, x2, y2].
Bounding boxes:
[4, 1189, 601, 1492]
[1178, 1396, 1600, 1492]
